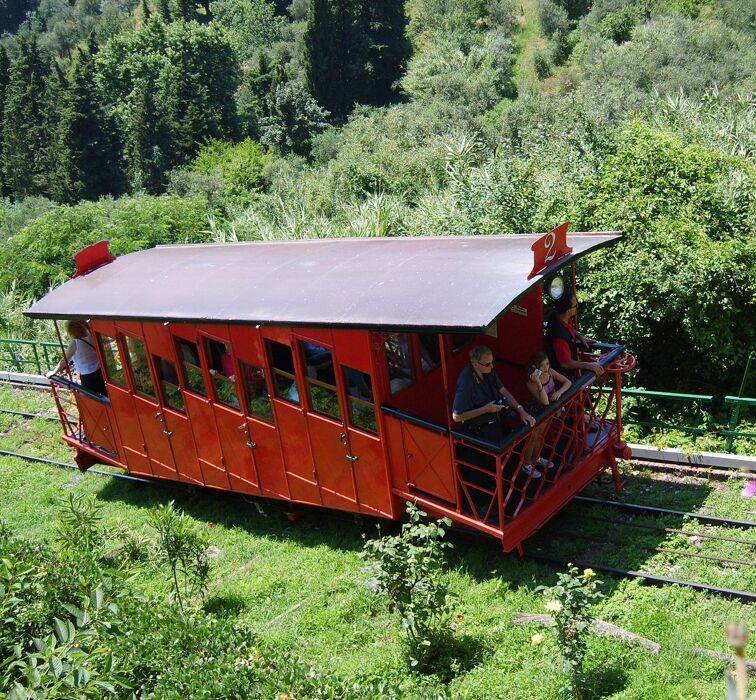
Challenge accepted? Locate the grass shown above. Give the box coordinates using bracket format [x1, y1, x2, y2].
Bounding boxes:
[512, 0, 548, 92]
[1, 384, 755, 698]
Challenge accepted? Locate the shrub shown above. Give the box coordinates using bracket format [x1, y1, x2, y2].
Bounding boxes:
[535, 565, 604, 700]
[0, 194, 215, 298]
[534, 47, 553, 79]
[150, 501, 211, 612]
[538, 0, 570, 38]
[361, 502, 455, 672]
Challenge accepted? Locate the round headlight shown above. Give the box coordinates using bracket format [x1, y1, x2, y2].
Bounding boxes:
[549, 276, 564, 300]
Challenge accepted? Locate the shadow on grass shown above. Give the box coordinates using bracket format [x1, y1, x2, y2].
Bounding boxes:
[94, 465, 715, 600]
[585, 661, 630, 699]
[409, 630, 492, 684]
[204, 592, 248, 617]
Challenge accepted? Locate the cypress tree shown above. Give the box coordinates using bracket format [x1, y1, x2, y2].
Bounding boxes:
[304, 0, 370, 122]
[0, 45, 10, 196]
[366, 1, 410, 107]
[158, 0, 171, 21]
[38, 60, 67, 197]
[1, 34, 50, 199]
[52, 41, 124, 203]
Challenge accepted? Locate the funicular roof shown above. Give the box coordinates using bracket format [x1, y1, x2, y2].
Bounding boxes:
[26, 233, 622, 331]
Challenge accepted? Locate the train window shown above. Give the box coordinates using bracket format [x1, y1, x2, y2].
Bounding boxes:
[239, 361, 274, 422]
[267, 340, 300, 405]
[204, 338, 241, 410]
[154, 355, 185, 413]
[300, 341, 340, 420]
[343, 366, 376, 433]
[176, 338, 206, 396]
[384, 333, 413, 394]
[451, 333, 476, 352]
[418, 333, 441, 374]
[123, 335, 156, 399]
[97, 333, 126, 388]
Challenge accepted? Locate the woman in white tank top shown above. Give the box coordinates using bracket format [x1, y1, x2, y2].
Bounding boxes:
[46, 320, 107, 396]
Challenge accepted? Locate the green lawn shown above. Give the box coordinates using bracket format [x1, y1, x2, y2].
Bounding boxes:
[0, 384, 754, 698]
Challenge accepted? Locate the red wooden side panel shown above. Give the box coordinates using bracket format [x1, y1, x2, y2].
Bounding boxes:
[184, 394, 231, 490]
[209, 406, 255, 493]
[348, 428, 393, 517]
[132, 394, 178, 480]
[247, 418, 289, 499]
[273, 399, 321, 505]
[383, 414, 409, 492]
[106, 387, 151, 475]
[162, 408, 202, 485]
[307, 413, 356, 511]
[76, 393, 119, 456]
[331, 330, 371, 374]
[403, 422, 456, 505]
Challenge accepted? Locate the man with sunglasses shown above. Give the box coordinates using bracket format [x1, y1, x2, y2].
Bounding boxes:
[452, 344, 535, 443]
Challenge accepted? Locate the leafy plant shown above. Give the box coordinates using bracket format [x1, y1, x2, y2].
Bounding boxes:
[150, 501, 211, 612]
[535, 565, 605, 699]
[361, 502, 455, 672]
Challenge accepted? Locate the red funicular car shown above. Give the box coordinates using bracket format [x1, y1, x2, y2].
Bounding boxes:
[26, 225, 635, 553]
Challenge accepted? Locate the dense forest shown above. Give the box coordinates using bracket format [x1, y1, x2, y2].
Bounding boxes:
[0, 0, 754, 395]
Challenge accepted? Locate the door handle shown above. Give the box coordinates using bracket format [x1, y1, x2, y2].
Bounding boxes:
[246, 440, 257, 449]
[345, 454, 358, 463]
[163, 429, 173, 437]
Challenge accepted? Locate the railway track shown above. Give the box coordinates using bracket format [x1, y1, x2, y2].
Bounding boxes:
[2, 395, 755, 602]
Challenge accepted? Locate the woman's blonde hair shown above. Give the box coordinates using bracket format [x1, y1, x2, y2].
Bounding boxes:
[64, 320, 89, 339]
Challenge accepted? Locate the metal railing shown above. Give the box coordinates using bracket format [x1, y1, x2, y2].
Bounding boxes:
[0, 337, 60, 375]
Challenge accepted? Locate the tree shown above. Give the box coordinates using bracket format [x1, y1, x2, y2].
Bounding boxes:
[304, 0, 409, 121]
[304, 0, 371, 121]
[51, 40, 124, 203]
[96, 18, 240, 191]
[0, 46, 10, 196]
[1, 34, 51, 199]
[365, 2, 410, 107]
[260, 81, 330, 156]
[0, 0, 36, 35]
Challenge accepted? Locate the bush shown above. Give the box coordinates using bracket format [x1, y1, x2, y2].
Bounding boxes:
[0, 194, 215, 298]
[361, 503, 455, 673]
[534, 47, 553, 79]
[538, 0, 570, 38]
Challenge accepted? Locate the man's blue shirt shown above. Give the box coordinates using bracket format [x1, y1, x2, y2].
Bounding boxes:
[452, 364, 503, 425]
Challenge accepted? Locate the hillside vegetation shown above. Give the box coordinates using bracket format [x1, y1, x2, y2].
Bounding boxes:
[0, 0, 754, 395]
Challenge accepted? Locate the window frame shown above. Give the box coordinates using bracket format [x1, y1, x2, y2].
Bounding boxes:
[122, 333, 157, 400]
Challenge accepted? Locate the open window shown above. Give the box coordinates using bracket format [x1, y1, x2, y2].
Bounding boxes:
[204, 337, 241, 409]
[450, 333, 476, 353]
[300, 341, 340, 420]
[418, 333, 441, 374]
[267, 339, 300, 405]
[97, 333, 126, 388]
[154, 354, 185, 413]
[176, 337, 206, 396]
[343, 366, 377, 433]
[239, 360, 274, 423]
[384, 333, 414, 394]
[123, 335, 156, 399]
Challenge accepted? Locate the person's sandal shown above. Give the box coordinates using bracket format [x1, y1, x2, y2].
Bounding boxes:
[522, 464, 542, 478]
[536, 458, 554, 470]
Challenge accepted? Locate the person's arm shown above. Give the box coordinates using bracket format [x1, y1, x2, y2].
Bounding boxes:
[548, 370, 572, 401]
[554, 338, 604, 376]
[452, 401, 501, 424]
[46, 341, 76, 377]
[498, 386, 535, 427]
[527, 375, 549, 407]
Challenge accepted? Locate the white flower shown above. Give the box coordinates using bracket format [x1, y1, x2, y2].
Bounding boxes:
[545, 600, 563, 614]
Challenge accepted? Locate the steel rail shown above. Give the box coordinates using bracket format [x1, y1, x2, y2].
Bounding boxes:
[524, 552, 756, 603]
[549, 528, 756, 568]
[575, 495, 756, 529]
[0, 449, 155, 485]
[0, 407, 62, 421]
[582, 514, 756, 548]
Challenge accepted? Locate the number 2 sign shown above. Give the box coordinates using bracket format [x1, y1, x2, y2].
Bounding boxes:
[527, 222, 573, 279]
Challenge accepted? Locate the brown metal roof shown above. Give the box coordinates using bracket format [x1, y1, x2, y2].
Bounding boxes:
[25, 233, 621, 331]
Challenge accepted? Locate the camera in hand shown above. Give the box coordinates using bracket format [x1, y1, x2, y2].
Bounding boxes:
[494, 397, 507, 406]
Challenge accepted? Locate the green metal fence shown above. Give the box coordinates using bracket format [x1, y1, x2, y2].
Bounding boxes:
[0, 338, 60, 375]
